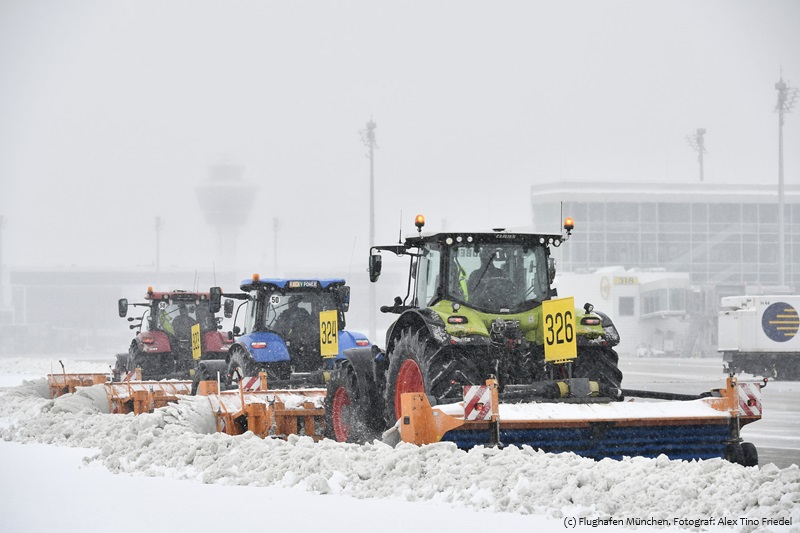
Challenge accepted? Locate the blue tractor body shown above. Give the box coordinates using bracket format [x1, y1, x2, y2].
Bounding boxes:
[226, 276, 370, 378]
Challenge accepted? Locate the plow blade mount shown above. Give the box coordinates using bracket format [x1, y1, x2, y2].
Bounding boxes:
[105, 380, 193, 414]
[399, 377, 764, 463]
[47, 373, 109, 399]
[197, 374, 327, 440]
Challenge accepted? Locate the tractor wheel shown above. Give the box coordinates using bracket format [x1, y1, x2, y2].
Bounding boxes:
[384, 329, 482, 424]
[227, 350, 253, 388]
[112, 354, 127, 382]
[725, 442, 745, 465]
[191, 362, 217, 395]
[741, 442, 759, 467]
[324, 363, 381, 444]
[572, 346, 623, 389]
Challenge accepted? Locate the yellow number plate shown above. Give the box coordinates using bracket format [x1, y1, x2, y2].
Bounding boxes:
[542, 297, 577, 363]
[191, 323, 202, 360]
[319, 310, 339, 358]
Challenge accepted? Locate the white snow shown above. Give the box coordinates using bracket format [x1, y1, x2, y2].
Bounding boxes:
[0, 357, 798, 533]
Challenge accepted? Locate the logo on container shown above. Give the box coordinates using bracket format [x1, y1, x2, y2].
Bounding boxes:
[761, 302, 799, 342]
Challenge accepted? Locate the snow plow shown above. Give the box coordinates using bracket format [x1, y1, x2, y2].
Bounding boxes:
[47, 362, 193, 414]
[47, 361, 109, 399]
[395, 374, 765, 464]
[195, 373, 326, 439]
[104, 372, 193, 415]
[321, 215, 766, 465]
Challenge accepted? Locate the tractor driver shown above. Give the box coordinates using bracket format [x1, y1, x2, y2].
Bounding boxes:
[274, 295, 312, 338]
[171, 304, 198, 340]
[467, 248, 506, 294]
[467, 247, 515, 306]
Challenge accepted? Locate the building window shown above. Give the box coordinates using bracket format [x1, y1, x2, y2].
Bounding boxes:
[619, 296, 634, 316]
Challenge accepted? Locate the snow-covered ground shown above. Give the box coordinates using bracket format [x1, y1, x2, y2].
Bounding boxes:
[1, 355, 798, 533]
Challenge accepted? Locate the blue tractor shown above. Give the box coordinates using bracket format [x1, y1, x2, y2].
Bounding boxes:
[196, 275, 370, 389]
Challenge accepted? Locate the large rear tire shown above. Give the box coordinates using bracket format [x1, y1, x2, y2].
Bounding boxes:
[324, 363, 381, 444]
[572, 346, 623, 389]
[384, 329, 482, 424]
[191, 361, 227, 395]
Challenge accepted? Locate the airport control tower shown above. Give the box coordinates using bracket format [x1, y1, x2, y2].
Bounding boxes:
[195, 162, 256, 264]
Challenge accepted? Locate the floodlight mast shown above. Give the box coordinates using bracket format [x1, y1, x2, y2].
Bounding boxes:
[775, 74, 798, 288]
[686, 128, 707, 182]
[360, 119, 378, 340]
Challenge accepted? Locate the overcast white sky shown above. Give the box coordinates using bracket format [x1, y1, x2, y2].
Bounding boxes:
[1, 0, 798, 277]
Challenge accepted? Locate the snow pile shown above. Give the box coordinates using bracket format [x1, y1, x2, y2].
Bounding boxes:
[1, 382, 799, 531]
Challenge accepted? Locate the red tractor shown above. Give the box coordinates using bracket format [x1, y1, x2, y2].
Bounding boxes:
[114, 287, 232, 381]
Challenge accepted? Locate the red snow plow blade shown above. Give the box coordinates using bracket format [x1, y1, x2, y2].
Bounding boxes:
[398, 376, 764, 464]
[196, 374, 327, 439]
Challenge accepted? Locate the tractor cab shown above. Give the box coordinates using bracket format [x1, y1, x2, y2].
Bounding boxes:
[223, 276, 368, 380]
[370, 216, 568, 316]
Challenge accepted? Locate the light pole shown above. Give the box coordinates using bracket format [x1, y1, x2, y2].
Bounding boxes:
[686, 128, 707, 182]
[360, 119, 378, 340]
[775, 74, 798, 288]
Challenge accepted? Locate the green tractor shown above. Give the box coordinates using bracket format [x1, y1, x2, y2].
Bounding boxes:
[324, 215, 622, 443]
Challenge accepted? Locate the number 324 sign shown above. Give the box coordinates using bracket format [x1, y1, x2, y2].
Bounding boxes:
[542, 297, 577, 363]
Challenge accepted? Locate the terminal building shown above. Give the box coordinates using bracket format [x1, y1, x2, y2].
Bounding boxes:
[532, 181, 800, 357]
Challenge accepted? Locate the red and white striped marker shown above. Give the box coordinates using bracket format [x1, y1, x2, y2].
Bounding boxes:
[463, 385, 493, 421]
[737, 382, 763, 416]
[242, 376, 262, 392]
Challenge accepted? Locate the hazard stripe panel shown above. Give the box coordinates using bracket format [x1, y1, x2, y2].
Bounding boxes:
[737, 382, 763, 417]
[463, 385, 493, 421]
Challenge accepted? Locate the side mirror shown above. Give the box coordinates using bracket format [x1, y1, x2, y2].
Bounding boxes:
[369, 254, 382, 282]
[232, 325, 241, 335]
[338, 286, 351, 313]
[209, 287, 222, 313]
[548, 257, 557, 284]
[224, 299, 234, 319]
[118, 298, 128, 318]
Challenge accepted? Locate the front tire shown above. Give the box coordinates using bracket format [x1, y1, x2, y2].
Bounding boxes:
[324, 363, 381, 443]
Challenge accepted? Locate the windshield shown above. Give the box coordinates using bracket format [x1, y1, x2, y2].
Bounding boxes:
[254, 290, 340, 333]
[446, 242, 550, 312]
[152, 300, 217, 337]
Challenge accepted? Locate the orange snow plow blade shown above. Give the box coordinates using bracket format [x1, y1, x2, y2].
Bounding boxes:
[104, 379, 193, 414]
[196, 373, 327, 439]
[47, 372, 109, 399]
[399, 376, 764, 462]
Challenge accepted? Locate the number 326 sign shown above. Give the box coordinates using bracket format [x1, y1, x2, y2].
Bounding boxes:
[542, 297, 577, 363]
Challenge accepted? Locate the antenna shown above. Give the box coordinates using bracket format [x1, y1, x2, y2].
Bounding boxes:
[398, 210, 403, 244]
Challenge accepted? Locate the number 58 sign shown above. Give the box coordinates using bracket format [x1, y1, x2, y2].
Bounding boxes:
[542, 297, 577, 363]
